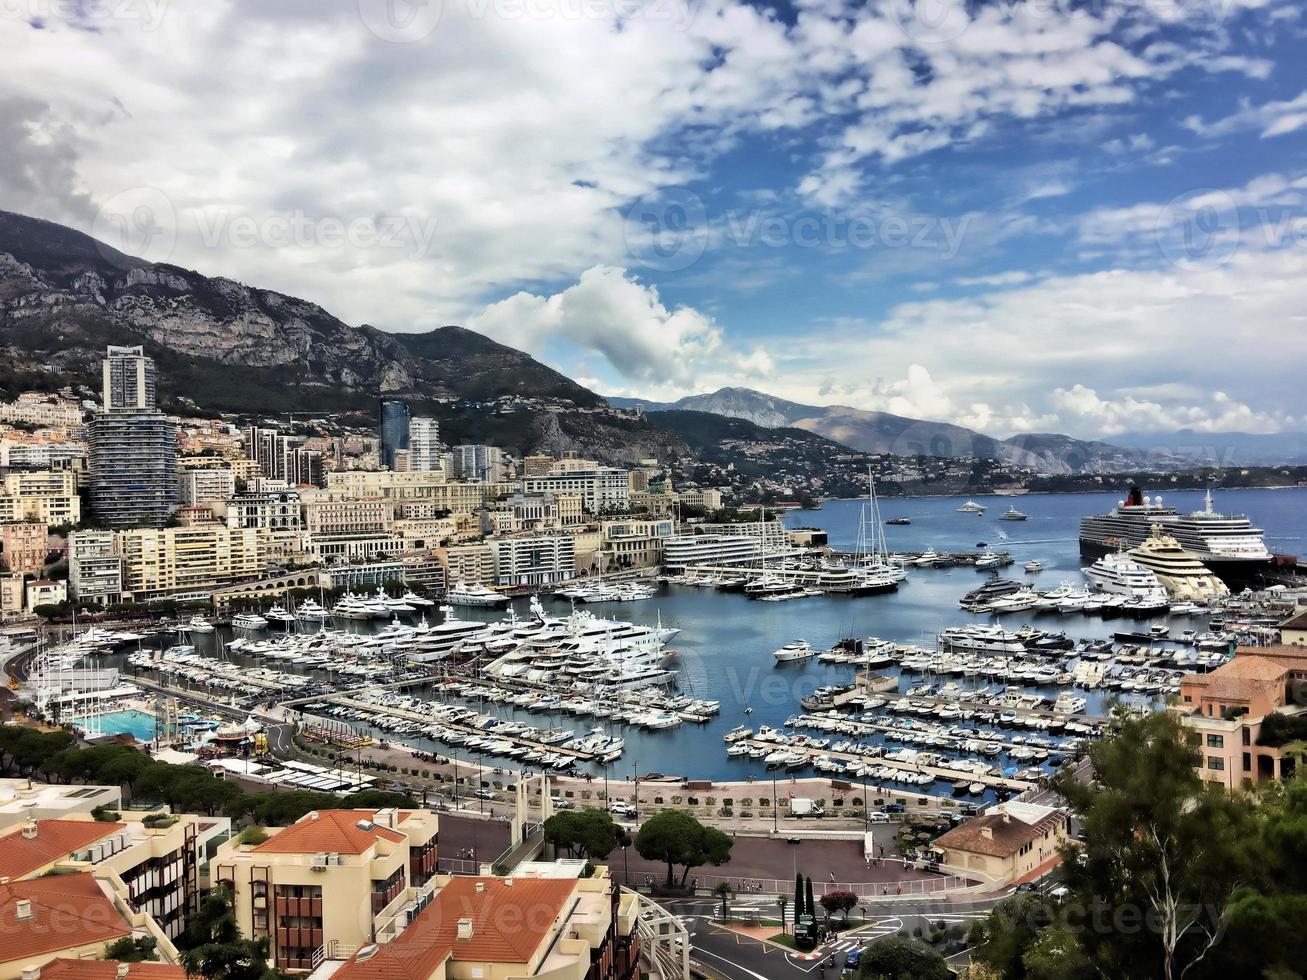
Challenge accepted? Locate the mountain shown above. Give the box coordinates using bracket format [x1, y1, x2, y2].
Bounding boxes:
[1112, 430, 1307, 467]
[0, 210, 681, 464]
[623, 386, 1146, 474]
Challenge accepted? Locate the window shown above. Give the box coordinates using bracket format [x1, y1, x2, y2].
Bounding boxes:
[1206, 734, 1224, 748]
[1207, 756, 1225, 771]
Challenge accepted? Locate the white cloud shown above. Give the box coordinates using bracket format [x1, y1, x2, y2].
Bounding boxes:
[1184, 91, 1307, 140]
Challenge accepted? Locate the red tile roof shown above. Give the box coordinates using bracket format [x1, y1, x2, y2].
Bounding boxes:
[0, 873, 132, 963]
[41, 959, 186, 979]
[935, 809, 1066, 859]
[253, 810, 406, 855]
[334, 877, 579, 980]
[0, 820, 125, 881]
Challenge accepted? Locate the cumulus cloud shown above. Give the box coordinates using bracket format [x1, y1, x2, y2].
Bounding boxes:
[466, 266, 773, 389]
[1184, 91, 1307, 140]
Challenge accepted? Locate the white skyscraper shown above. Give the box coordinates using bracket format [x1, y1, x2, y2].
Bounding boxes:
[410, 417, 441, 471]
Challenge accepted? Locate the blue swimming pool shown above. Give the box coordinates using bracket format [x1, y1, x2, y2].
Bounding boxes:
[73, 708, 158, 742]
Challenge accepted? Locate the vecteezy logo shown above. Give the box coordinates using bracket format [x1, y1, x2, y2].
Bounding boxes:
[90, 186, 178, 268]
[886, 0, 972, 45]
[622, 188, 708, 272]
[1154, 188, 1240, 266]
[357, 0, 442, 43]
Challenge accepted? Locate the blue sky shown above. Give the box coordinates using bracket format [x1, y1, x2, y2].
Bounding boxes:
[5, 0, 1307, 438]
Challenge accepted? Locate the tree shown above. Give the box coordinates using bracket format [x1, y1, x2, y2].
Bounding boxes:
[1049, 711, 1259, 980]
[634, 809, 733, 887]
[819, 889, 858, 922]
[966, 893, 1055, 979]
[857, 936, 949, 980]
[1022, 925, 1094, 980]
[177, 885, 286, 980]
[104, 936, 158, 963]
[794, 873, 804, 921]
[777, 895, 788, 934]
[804, 876, 815, 919]
[544, 808, 620, 860]
[713, 881, 732, 921]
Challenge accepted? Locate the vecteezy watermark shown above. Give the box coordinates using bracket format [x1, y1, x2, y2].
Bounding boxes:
[3, 0, 170, 30]
[623, 187, 973, 272]
[886, 0, 1239, 46]
[357, 0, 443, 42]
[91, 188, 441, 269]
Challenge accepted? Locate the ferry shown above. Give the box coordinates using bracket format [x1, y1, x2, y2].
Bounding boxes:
[1080, 487, 1271, 583]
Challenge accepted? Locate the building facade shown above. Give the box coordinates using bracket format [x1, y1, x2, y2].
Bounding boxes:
[0, 522, 46, 575]
[114, 526, 269, 600]
[451, 444, 507, 483]
[177, 468, 237, 506]
[68, 530, 124, 605]
[409, 417, 441, 471]
[494, 534, 576, 586]
[379, 398, 410, 470]
[522, 467, 630, 514]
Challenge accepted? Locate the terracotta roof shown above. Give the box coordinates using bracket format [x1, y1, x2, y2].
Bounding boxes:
[334, 877, 579, 980]
[935, 809, 1066, 859]
[0, 873, 132, 963]
[253, 810, 406, 855]
[41, 959, 186, 979]
[0, 820, 126, 880]
[1279, 611, 1307, 631]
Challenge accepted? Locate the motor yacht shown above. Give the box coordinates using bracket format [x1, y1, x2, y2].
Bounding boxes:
[232, 612, 268, 631]
[265, 604, 296, 626]
[773, 640, 815, 663]
[957, 500, 986, 514]
[1025, 560, 1042, 573]
[186, 615, 215, 634]
[1000, 506, 1028, 521]
[446, 582, 511, 608]
[295, 599, 328, 622]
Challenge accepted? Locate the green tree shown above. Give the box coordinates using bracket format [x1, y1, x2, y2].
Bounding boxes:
[794, 873, 803, 921]
[857, 936, 949, 980]
[177, 885, 286, 980]
[543, 808, 620, 860]
[804, 876, 815, 919]
[713, 881, 732, 921]
[966, 893, 1055, 979]
[634, 809, 733, 886]
[1022, 925, 1094, 980]
[1050, 711, 1258, 980]
[104, 936, 158, 963]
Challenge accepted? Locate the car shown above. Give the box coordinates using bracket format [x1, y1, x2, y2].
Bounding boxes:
[474, 790, 496, 801]
[609, 802, 637, 818]
[550, 797, 575, 810]
[1049, 885, 1070, 900]
[886, 803, 905, 813]
[1013, 882, 1037, 893]
[867, 811, 890, 824]
[845, 949, 862, 969]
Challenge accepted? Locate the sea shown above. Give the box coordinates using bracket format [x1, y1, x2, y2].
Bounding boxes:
[115, 487, 1307, 785]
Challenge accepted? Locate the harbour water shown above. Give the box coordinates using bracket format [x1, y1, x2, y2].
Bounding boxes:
[115, 487, 1307, 785]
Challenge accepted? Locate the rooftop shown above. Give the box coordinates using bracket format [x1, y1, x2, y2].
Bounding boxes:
[0, 873, 132, 963]
[253, 810, 407, 855]
[39, 959, 186, 979]
[334, 876, 579, 979]
[1279, 610, 1307, 631]
[0, 819, 125, 880]
[935, 803, 1066, 859]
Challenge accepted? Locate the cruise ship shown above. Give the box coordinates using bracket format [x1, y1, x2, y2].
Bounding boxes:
[1080, 487, 1272, 583]
[1127, 527, 1230, 601]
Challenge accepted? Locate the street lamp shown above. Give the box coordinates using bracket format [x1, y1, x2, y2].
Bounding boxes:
[772, 777, 779, 835]
[631, 758, 639, 819]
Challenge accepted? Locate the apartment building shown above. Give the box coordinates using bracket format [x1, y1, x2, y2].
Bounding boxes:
[3, 443, 85, 470]
[1178, 645, 1307, 788]
[601, 517, 674, 570]
[663, 520, 791, 570]
[177, 468, 236, 506]
[68, 530, 123, 606]
[0, 522, 47, 575]
[0, 574, 23, 619]
[409, 417, 442, 471]
[224, 490, 302, 531]
[0, 470, 80, 525]
[451, 444, 507, 483]
[493, 534, 576, 587]
[214, 808, 439, 972]
[114, 526, 269, 600]
[24, 580, 65, 610]
[436, 543, 496, 587]
[0, 779, 122, 828]
[321, 470, 512, 517]
[522, 467, 630, 514]
[678, 487, 723, 511]
[0, 393, 84, 429]
[522, 453, 554, 477]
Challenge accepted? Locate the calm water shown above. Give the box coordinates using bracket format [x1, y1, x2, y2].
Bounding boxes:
[131, 487, 1307, 784]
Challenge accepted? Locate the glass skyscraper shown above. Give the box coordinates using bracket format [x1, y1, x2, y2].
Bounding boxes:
[379, 398, 410, 470]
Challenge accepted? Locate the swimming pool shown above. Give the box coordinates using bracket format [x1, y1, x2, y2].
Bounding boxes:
[72, 708, 158, 742]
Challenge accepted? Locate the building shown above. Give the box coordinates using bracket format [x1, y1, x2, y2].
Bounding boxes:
[0, 522, 46, 576]
[0, 779, 122, 828]
[24, 580, 65, 610]
[663, 521, 791, 570]
[88, 348, 177, 528]
[102, 345, 155, 410]
[224, 490, 302, 531]
[522, 467, 630, 514]
[931, 801, 1070, 886]
[177, 467, 236, 506]
[451, 444, 507, 483]
[330, 867, 639, 980]
[3, 443, 85, 470]
[0, 574, 23, 619]
[494, 534, 576, 587]
[0, 470, 80, 526]
[245, 428, 325, 488]
[1177, 645, 1307, 788]
[379, 398, 410, 470]
[214, 808, 439, 973]
[0, 874, 148, 977]
[678, 487, 723, 511]
[1278, 609, 1307, 646]
[68, 531, 123, 606]
[409, 417, 441, 471]
[0, 392, 84, 429]
[436, 543, 496, 587]
[522, 453, 554, 477]
[114, 526, 269, 600]
[600, 517, 674, 570]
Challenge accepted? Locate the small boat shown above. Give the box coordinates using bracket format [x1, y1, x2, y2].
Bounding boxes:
[1000, 506, 1028, 521]
[773, 640, 815, 664]
[885, 517, 911, 526]
[1025, 560, 1042, 573]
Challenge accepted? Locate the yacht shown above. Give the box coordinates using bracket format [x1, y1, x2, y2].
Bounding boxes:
[331, 593, 375, 621]
[975, 552, 1006, 569]
[959, 578, 1022, 610]
[773, 640, 815, 664]
[1079, 487, 1271, 583]
[379, 589, 416, 614]
[232, 612, 268, 631]
[914, 548, 946, 567]
[186, 615, 215, 634]
[446, 582, 511, 608]
[1000, 506, 1028, 521]
[938, 625, 1026, 654]
[401, 590, 436, 609]
[885, 517, 911, 526]
[956, 500, 986, 514]
[265, 605, 296, 626]
[1127, 528, 1231, 601]
[295, 599, 328, 622]
[1082, 552, 1169, 604]
[1024, 560, 1042, 573]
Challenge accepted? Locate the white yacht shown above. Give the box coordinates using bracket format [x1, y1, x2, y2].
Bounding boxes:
[975, 552, 1005, 569]
[773, 640, 815, 663]
[331, 593, 375, 621]
[1083, 552, 1169, 603]
[1127, 527, 1231, 601]
[447, 582, 511, 608]
[1000, 506, 1028, 521]
[957, 500, 987, 514]
[295, 599, 328, 622]
[401, 591, 436, 609]
[186, 615, 215, 634]
[938, 625, 1026, 654]
[379, 589, 416, 614]
[232, 612, 268, 631]
[1024, 560, 1042, 573]
[265, 605, 296, 626]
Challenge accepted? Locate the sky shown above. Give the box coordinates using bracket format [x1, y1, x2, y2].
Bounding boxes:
[3, 0, 1307, 440]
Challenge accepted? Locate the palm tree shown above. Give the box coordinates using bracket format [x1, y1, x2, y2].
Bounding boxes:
[713, 881, 732, 922]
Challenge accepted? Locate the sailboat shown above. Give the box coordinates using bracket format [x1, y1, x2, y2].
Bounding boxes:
[853, 468, 908, 590]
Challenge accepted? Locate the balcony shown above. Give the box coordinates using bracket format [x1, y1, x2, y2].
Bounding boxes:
[274, 896, 323, 918]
